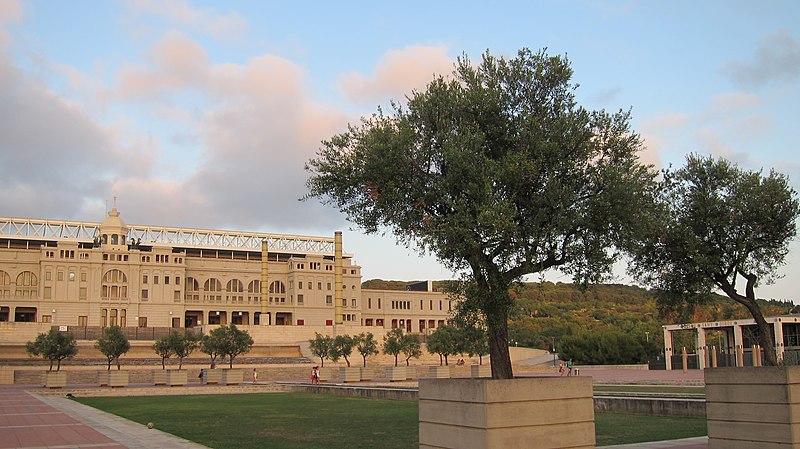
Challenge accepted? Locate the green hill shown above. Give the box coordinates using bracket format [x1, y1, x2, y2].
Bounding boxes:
[363, 279, 794, 354]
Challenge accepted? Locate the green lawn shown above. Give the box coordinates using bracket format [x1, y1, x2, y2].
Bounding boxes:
[76, 393, 707, 448]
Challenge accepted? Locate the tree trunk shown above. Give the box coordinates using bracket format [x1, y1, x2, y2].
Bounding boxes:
[489, 319, 513, 379]
[744, 300, 778, 365]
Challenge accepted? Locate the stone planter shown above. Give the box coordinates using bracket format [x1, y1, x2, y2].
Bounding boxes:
[428, 365, 451, 379]
[108, 370, 129, 388]
[360, 366, 379, 381]
[706, 366, 800, 448]
[470, 364, 491, 378]
[222, 369, 243, 385]
[339, 367, 361, 383]
[166, 370, 187, 386]
[204, 369, 222, 385]
[419, 377, 595, 449]
[318, 367, 334, 382]
[387, 366, 408, 382]
[44, 371, 67, 389]
[99, 371, 109, 386]
[152, 369, 166, 385]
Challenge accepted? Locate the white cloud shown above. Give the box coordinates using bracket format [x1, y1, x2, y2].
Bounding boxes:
[0, 0, 21, 47]
[123, 0, 248, 40]
[338, 45, 453, 104]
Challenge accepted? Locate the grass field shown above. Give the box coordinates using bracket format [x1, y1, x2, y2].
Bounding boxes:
[76, 393, 707, 448]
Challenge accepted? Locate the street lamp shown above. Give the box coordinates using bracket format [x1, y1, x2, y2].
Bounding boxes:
[552, 337, 556, 367]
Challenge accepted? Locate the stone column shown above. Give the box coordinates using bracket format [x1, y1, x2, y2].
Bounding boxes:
[696, 327, 707, 370]
[260, 240, 269, 325]
[663, 327, 673, 371]
[733, 324, 744, 367]
[774, 320, 785, 361]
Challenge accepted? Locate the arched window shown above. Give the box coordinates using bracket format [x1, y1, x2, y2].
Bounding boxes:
[226, 279, 244, 303]
[102, 269, 127, 300]
[269, 280, 286, 304]
[185, 277, 199, 303]
[247, 280, 261, 304]
[15, 271, 38, 298]
[204, 278, 222, 303]
[0, 270, 10, 298]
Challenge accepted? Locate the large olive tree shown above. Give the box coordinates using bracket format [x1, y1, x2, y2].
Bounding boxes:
[630, 154, 800, 366]
[306, 48, 656, 378]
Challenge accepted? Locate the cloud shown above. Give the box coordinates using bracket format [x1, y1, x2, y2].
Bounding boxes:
[639, 113, 689, 168]
[723, 29, 800, 89]
[339, 45, 453, 104]
[0, 0, 22, 47]
[124, 0, 248, 40]
[0, 56, 152, 220]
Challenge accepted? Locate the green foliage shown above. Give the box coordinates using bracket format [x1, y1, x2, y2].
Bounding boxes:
[629, 154, 800, 365]
[309, 332, 333, 367]
[330, 335, 356, 367]
[203, 324, 254, 369]
[307, 48, 657, 378]
[153, 335, 173, 369]
[401, 333, 422, 366]
[425, 325, 460, 365]
[459, 325, 490, 364]
[26, 329, 78, 371]
[354, 332, 379, 367]
[382, 328, 404, 367]
[559, 330, 647, 365]
[168, 330, 200, 369]
[95, 325, 130, 371]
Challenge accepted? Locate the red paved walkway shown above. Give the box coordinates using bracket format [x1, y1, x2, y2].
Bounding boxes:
[0, 385, 123, 449]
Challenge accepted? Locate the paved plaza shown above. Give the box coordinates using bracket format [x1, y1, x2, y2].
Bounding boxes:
[0, 366, 709, 449]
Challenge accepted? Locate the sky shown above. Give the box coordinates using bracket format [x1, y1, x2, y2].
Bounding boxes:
[1, 1, 800, 301]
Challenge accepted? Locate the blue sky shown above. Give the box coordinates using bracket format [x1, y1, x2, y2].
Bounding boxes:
[1, 0, 800, 301]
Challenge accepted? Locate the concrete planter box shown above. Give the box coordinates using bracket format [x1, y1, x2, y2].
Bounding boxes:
[152, 369, 166, 385]
[706, 366, 800, 449]
[318, 367, 334, 382]
[99, 371, 109, 386]
[340, 367, 361, 383]
[387, 366, 408, 382]
[470, 364, 491, 378]
[360, 366, 379, 381]
[222, 369, 243, 385]
[166, 370, 187, 386]
[45, 371, 67, 389]
[419, 377, 595, 449]
[108, 370, 129, 388]
[205, 369, 222, 384]
[428, 365, 451, 379]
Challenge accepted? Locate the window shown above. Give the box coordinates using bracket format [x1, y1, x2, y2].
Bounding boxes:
[102, 269, 128, 300]
[439, 300, 442, 311]
[307, 282, 312, 290]
[141, 289, 149, 300]
[269, 281, 286, 304]
[143, 275, 148, 284]
[326, 319, 333, 326]
[57, 271, 64, 281]
[78, 316, 88, 327]
[352, 298, 357, 308]
[110, 309, 118, 326]
[227, 279, 244, 303]
[45, 271, 52, 281]
[176, 276, 181, 285]
[247, 280, 261, 303]
[297, 294, 304, 304]
[327, 282, 331, 290]
[81, 272, 87, 282]
[79, 287, 87, 300]
[174, 290, 181, 301]
[165, 276, 170, 285]
[368, 298, 372, 309]
[154, 275, 159, 285]
[204, 278, 223, 302]
[15, 271, 38, 298]
[297, 319, 305, 325]
[41, 315, 52, 323]
[378, 298, 381, 309]
[185, 277, 200, 303]
[326, 295, 332, 305]
[317, 282, 322, 290]
[43, 287, 52, 299]
[138, 317, 148, 327]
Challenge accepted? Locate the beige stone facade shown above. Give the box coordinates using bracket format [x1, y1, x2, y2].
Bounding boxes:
[0, 209, 452, 341]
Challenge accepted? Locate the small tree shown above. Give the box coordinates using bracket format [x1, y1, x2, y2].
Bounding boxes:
[95, 325, 130, 371]
[426, 325, 459, 366]
[217, 324, 254, 369]
[169, 330, 200, 369]
[26, 329, 78, 372]
[460, 325, 490, 365]
[153, 335, 173, 369]
[355, 332, 379, 367]
[330, 334, 356, 367]
[200, 332, 222, 369]
[309, 333, 333, 367]
[383, 328, 404, 367]
[402, 333, 422, 367]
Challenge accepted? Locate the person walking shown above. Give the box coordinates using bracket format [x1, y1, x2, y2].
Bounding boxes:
[567, 359, 574, 376]
[253, 368, 258, 384]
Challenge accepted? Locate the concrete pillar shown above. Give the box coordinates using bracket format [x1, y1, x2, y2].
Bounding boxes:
[334, 231, 343, 326]
[775, 320, 785, 361]
[663, 327, 673, 371]
[696, 327, 707, 370]
[733, 324, 744, 367]
[682, 347, 688, 373]
[711, 345, 718, 368]
[260, 240, 269, 325]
